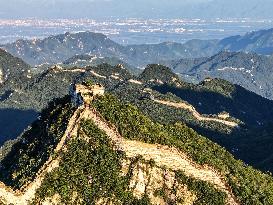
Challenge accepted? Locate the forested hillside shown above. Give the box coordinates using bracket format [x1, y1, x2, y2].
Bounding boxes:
[1, 85, 273, 204]
[1, 63, 273, 173]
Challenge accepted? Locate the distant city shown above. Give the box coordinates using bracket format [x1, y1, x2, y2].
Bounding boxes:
[1, 18, 273, 45]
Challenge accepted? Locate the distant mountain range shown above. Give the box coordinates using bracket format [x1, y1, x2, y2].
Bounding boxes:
[2, 28, 273, 70]
[2, 28, 273, 100]
[2, 32, 123, 66]
[1, 31, 217, 68]
[163, 51, 273, 99]
[218, 28, 273, 54]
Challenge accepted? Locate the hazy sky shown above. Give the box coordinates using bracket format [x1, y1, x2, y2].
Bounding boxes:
[0, 0, 273, 19]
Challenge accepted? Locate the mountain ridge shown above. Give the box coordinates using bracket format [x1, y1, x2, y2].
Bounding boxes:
[163, 51, 273, 99]
[1, 52, 273, 174]
[1, 83, 273, 204]
[2, 28, 273, 70]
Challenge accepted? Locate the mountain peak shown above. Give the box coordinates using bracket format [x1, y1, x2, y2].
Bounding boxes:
[139, 64, 179, 83]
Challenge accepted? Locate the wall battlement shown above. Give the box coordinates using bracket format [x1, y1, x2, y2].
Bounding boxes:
[71, 83, 105, 106]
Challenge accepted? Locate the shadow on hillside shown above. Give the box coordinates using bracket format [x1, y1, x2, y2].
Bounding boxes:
[153, 84, 273, 127]
[152, 83, 273, 172]
[0, 90, 14, 102]
[191, 121, 273, 173]
[0, 108, 38, 146]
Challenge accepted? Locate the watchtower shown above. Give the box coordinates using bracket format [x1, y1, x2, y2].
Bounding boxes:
[70, 83, 105, 106]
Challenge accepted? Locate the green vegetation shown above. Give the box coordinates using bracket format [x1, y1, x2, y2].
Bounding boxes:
[0, 48, 31, 82]
[175, 171, 226, 205]
[0, 96, 76, 189]
[139, 64, 180, 84]
[112, 82, 235, 136]
[83, 79, 94, 86]
[152, 82, 273, 127]
[35, 119, 150, 204]
[93, 93, 273, 205]
[199, 78, 236, 98]
[1, 62, 273, 204]
[35, 118, 224, 204]
[2, 62, 273, 174]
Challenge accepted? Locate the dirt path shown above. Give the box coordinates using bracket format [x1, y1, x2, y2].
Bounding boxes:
[90, 70, 107, 79]
[0, 108, 85, 205]
[62, 68, 86, 73]
[154, 99, 238, 127]
[83, 108, 240, 205]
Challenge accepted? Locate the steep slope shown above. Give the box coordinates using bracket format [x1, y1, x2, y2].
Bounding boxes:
[92, 93, 273, 204]
[0, 96, 76, 189]
[151, 80, 273, 129]
[226, 124, 273, 173]
[0, 49, 31, 84]
[164, 51, 273, 100]
[0, 49, 37, 145]
[152, 99, 238, 127]
[111, 65, 273, 172]
[139, 64, 181, 83]
[1, 85, 273, 204]
[137, 64, 273, 127]
[0, 63, 134, 145]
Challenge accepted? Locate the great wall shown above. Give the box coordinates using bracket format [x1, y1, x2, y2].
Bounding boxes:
[0, 84, 240, 205]
[153, 99, 239, 127]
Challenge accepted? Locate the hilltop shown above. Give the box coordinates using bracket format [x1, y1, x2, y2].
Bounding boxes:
[62, 54, 139, 75]
[2, 32, 123, 66]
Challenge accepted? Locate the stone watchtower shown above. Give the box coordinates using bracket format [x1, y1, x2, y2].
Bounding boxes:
[70, 83, 105, 107]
